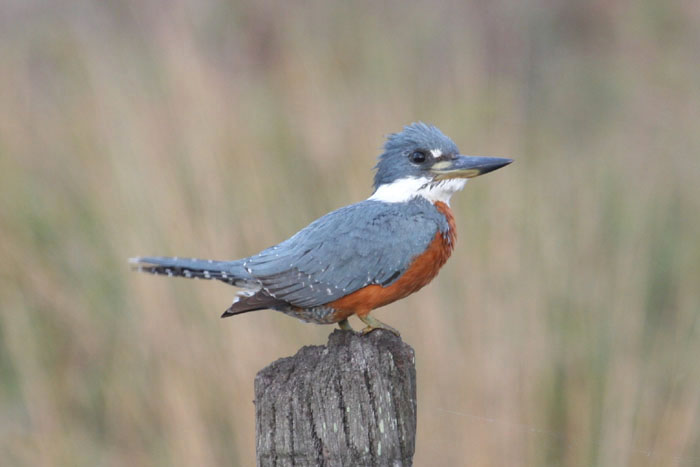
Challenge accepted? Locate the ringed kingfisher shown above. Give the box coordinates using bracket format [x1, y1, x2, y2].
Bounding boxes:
[131, 123, 512, 334]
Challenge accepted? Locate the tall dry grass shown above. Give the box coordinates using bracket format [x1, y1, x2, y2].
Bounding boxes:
[1, 1, 699, 465]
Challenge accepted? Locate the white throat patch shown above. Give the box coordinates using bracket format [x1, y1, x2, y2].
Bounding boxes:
[368, 176, 467, 205]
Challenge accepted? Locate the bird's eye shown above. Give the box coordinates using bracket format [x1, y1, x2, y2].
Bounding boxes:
[409, 150, 427, 164]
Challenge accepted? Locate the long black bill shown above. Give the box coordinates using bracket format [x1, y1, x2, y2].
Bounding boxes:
[431, 155, 513, 180]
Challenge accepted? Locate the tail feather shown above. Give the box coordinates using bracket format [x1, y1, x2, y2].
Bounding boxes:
[129, 256, 254, 286]
[222, 290, 288, 318]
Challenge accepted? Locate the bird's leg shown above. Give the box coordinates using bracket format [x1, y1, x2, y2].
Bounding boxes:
[359, 314, 400, 336]
[338, 318, 355, 332]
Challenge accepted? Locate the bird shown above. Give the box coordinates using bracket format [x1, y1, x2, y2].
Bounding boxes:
[130, 122, 512, 334]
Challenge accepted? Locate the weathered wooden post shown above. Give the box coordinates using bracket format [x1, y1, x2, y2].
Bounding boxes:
[254, 329, 416, 466]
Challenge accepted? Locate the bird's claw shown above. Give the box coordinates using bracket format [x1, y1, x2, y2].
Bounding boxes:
[359, 315, 400, 336]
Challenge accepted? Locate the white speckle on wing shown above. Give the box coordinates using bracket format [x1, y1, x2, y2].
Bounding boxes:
[221, 272, 228, 278]
[203, 271, 210, 278]
[326, 288, 332, 295]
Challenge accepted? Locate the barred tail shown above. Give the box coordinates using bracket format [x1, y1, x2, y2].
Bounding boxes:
[129, 256, 254, 286]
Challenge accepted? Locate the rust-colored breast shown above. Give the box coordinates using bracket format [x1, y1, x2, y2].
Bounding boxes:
[434, 201, 456, 246]
[328, 201, 456, 319]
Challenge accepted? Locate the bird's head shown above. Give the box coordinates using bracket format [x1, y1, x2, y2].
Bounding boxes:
[371, 122, 512, 204]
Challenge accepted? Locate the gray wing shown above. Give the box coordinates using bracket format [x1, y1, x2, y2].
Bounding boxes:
[242, 200, 443, 307]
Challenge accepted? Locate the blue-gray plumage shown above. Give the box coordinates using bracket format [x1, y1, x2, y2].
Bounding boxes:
[243, 197, 450, 307]
[374, 122, 459, 188]
[131, 122, 512, 333]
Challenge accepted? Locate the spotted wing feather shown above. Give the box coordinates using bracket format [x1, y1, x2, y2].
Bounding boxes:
[243, 199, 447, 308]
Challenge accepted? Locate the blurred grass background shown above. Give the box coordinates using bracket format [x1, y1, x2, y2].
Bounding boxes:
[1, 0, 700, 465]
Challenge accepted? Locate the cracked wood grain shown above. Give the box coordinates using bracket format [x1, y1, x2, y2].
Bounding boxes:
[255, 330, 416, 466]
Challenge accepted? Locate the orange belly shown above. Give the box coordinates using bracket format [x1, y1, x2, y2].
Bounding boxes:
[328, 201, 456, 319]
